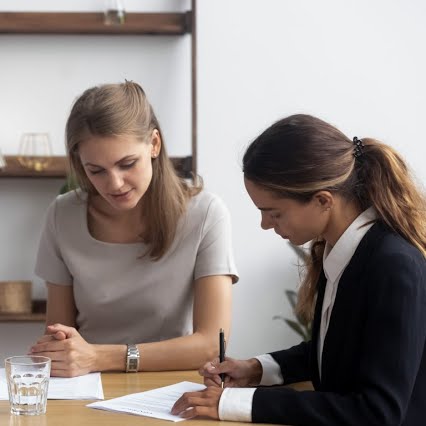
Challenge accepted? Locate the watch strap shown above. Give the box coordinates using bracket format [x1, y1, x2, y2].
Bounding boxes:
[126, 344, 140, 373]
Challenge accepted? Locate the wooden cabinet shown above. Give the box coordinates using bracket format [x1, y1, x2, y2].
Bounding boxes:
[0, 2, 197, 321]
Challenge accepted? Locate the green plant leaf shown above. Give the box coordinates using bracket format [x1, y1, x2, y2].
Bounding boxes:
[274, 244, 313, 342]
[295, 312, 310, 328]
[284, 319, 307, 339]
[59, 174, 79, 194]
[272, 315, 285, 321]
[285, 290, 298, 310]
[288, 242, 309, 262]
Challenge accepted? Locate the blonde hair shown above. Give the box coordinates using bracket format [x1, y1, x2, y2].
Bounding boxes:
[243, 114, 426, 322]
[66, 81, 201, 260]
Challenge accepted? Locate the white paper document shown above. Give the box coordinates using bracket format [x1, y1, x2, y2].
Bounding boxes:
[88, 381, 206, 422]
[0, 369, 104, 400]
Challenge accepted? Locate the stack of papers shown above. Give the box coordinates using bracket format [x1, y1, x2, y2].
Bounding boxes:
[88, 381, 206, 422]
[0, 369, 104, 400]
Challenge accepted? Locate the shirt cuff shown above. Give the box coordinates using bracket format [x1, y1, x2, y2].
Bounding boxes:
[218, 387, 255, 422]
[255, 354, 284, 386]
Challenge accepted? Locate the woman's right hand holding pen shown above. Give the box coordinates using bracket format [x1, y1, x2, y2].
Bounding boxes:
[199, 357, 263, 388]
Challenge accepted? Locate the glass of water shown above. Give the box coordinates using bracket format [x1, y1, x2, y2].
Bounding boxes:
[4, 356, 51, 416]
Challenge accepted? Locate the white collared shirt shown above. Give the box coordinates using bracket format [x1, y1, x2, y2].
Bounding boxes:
[218, 207, 377, 422]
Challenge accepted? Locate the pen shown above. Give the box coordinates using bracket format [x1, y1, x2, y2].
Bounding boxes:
[219, 328, 226, 388]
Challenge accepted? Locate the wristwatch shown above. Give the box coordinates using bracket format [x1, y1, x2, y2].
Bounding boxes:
[126, 344, 140, 373]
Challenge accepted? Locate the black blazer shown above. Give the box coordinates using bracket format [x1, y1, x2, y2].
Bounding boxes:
[252, 222, 426, 426]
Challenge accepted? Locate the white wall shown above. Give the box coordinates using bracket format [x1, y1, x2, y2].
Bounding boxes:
[197, 0, 426, 358]
[1, 0, 425, 361]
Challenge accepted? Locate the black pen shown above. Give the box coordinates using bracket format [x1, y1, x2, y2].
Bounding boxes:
[219, 328, 226, 388]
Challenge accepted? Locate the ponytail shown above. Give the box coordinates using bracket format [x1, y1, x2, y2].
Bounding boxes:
[296, 139, 426, 322]
[358, 139, 426, 257]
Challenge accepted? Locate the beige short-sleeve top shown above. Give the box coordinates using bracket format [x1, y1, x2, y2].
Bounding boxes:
[35, 190, 238, 344]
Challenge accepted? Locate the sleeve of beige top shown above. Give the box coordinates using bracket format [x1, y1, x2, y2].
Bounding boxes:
[35, 197, 73, 285]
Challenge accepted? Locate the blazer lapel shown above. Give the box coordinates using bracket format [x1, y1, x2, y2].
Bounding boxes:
[320, 222, 386, 386]
[310, 269, 327, 389]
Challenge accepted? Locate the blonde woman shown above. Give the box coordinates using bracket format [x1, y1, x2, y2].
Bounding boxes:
[30, 82, 238, 377]
[173, 114, 426, 426]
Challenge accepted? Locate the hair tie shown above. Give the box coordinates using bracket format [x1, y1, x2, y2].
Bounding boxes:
[353, 136, 364, 158]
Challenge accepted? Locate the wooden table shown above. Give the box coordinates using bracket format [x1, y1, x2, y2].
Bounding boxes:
[0, 370, 289, 426]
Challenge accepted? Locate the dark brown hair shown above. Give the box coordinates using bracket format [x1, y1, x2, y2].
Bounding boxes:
[66, 81, 201, 260]
[243, 114, 426, 321]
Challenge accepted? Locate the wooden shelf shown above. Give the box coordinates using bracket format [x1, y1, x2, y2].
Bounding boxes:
[0, 155, 193, 179]
[0, 4, 197, 175]
[0, 12, 191, 35]
[0, 300, 46, 322]
[0, 312, 45, 322]
[1, 155, 69, 178]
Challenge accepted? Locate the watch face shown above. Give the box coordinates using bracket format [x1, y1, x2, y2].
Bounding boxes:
[128, 358, 138, 371]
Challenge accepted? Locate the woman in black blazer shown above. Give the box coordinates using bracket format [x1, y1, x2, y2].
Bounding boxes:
[172, 114, 426, 425]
